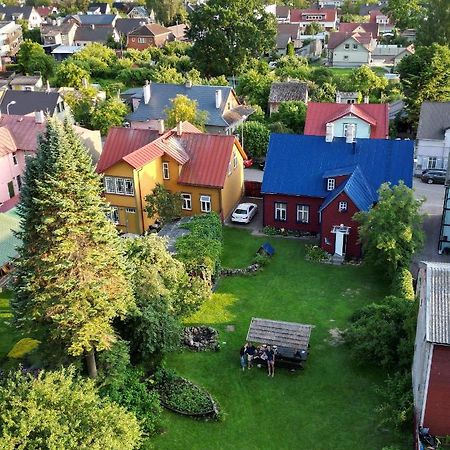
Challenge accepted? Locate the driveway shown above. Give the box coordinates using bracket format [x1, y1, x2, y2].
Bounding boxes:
[412, 179, 450, 274]
[224, 197, 263, 232]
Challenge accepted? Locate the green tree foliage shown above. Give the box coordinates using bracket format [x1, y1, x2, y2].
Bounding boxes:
[355, 182, 424, 277]
[237, 121, 270, 157]
[146, 0, 185, 25]
[145, 183, 182, 225]
[12, 119, 135, 378]
[397, 44, 450, 124]
[236, 68, 277, 109]
[391, 268, 415, 301]
[55, 61, 90, 88]
[64, 85, 98, 128]
[345, 297, 414, 368]
[349, 65, 388, 97]
[188, 0, 277, 76]
[270, 101, 307, 133]
[340, 13, 369, 23]
[16, 39, 55, 79]
[90, 96, 129, 135]
[0, 367, 142, 449]
[383, 0, 424, 30]
[416, 0, 450, 46]
[72, 43, 117, 77]
[275, 55, 310, 80]
[304, 22, 323, 35]
[165, 94, 208, 129]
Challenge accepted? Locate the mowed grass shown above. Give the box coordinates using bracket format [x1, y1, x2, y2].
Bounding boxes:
[0, 290, 20, 359]
[154, 228, 409, 450]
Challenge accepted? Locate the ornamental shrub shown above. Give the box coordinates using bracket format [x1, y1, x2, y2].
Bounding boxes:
[305, 244, 329, 263]
[391, 268, 415, 301]
[7, 338, 40, 359]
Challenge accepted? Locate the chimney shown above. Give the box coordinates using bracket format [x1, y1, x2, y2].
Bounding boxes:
[215, 89, 222, 109]
[363, 95, 369, 104]
[82, 77, 88, 88]
[346, 123, 356, 144]
[143, 80, 151, 104]
[336, 92, 341, 103]
[325, 122, 334, 142]
[158, 119, 165, 134]
[176, 121, 182, 136]
[185, 79, 192, 88]
[35, 110, 44, 124]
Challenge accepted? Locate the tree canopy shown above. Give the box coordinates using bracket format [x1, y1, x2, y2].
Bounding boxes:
[16, 39, 55, 79]
[383, 0, 424, 30]
[12, 119, 134, 377]
[145, 183, 182, 225]
[165, 94, 208, 129]
[0, 367, 142, 449]
[416, 0, 450, 46]
[188, 0, 277, 76]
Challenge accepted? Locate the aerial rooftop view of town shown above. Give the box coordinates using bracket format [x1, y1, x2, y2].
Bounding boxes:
[0, 0, 449, 448]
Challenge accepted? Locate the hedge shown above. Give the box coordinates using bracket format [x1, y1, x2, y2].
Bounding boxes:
[391, 268, 414, 301]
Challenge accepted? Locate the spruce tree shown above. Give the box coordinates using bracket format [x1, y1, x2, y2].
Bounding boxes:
[12, 119, 134, 378]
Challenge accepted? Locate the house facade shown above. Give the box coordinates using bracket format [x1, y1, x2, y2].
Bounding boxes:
[41, 22, 78, 47]
[261, 134, 413, 258]
[0, 6, 42, 29]
[415, 102, 450, 174]
[327, 32, 376, 67]
[97, 123, 247, 234]
[0, 21, 22, 59]
[290, 8, 338, 31]
[304, 102, 389, 139]
[413, 262, 450, 446]
[127, 23, 172, 50]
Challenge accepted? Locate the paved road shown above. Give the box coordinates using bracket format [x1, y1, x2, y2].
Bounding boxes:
[412, 179, 450, 274]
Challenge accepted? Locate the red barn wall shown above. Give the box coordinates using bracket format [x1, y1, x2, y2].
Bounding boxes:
[424, 345, 450, 436]
[263, 194, 322, 233]
[320, 192, 361, 258]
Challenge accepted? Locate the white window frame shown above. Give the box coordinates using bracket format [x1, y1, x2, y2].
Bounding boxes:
[162, 162, 170, 180]
[125, 207, 136, 214]
[233, 150, 238, 169]
[182, 193, 192, 210]
[125, 179, 134, 196]
[200, 195, 211, 213]
[108, 206, 120, 224]
[428, 157, 437, 169]
[115, 178, 125, 194]
[104, 176, 134, 196]
[105, 176, 116, 193]
[343, 123, 357, 135]
[137, 37, 145, 43]
[338, 201, 348, 212]
[327, 178, 335, 191]
[228, 161, 232, 176]
[297, 204, 309, 223]
[274, 202, 287, 221]
[12, 152, 17, 165]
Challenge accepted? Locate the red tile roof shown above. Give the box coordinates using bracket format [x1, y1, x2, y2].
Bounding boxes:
[328, 31, 374, 49]
[304, 103, 389, 139]
[290, 8, 337, 23]
[339, 22, 378, 36]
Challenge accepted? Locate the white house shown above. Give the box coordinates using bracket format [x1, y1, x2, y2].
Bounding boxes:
[415, 102, 450, 174]
[290, 8, 338, 31]
[327, 31, 376, 67]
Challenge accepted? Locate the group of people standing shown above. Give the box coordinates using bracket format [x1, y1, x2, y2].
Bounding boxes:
[240, 342, 276, 377]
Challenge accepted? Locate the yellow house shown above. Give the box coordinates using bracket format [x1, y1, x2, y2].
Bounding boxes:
[96, 122, 247, 234]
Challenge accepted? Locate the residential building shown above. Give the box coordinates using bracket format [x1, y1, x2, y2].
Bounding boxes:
[65, 14, 118, 28]
[9, 75, 43, 91]
[96, 122, 247, 234]
[123, 81, 254, 134]
[327, 31, 377, 67]
[127, 6, 150, 19]
[74, 25, 119, 46]
[276, 23, 301, 55]
[304, 102, 389, 139]
[261, 134, 413, 258]
[290, 8, 338, 31]
[415, 102, 450, 174]
[127, 23, 173, 50]
[87, 3, 111, 15]
[51, 44, 83, 61]
[41, 22, 78, 47]
[412, 262, 450, 445]
[0, 5, 42, 29]
[369, 9, 394, 35]
[0, 21, 22, 59]
[335, 91, 360, 104]
[115, 18, 149, 39]
[0, 208, 20, 277]
[371, 44, 414, 68]
[35, 6, 58, 21]
[0, 90, 67, 120]
[268, 81, 308, 115]
[338, 22, 378, 38]
[168, 23, 188, 42]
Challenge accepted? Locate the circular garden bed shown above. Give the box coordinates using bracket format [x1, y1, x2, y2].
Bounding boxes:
[183, 326, 220, 352]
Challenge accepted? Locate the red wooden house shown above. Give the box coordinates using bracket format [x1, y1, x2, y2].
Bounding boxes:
[261, 133, 413, 258]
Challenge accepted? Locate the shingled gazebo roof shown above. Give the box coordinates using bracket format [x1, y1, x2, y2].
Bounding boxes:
[246, 318, 312, 350]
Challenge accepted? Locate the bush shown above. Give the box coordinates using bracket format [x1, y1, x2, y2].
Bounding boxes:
[253, 253, 270, 266]
[263, 226, 278, 236]
[305, 244, 329, 263]
[392, 268, 415, 301]
[7, 338, 40, 359]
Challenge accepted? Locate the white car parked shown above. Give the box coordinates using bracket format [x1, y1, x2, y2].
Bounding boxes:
[231, 203, 258, 224]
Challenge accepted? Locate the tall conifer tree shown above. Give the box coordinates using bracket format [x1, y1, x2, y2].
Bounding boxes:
[12, 119, 134, 377]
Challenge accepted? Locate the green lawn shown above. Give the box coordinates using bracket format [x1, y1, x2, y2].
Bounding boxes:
[155, 228, 409, 450]
[0, 290, 20, 360]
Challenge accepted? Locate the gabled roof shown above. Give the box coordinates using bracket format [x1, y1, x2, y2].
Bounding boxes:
[0, 127, 17, 157]
[0, 91, 62, 116]
[304, 102, 389, 139]
[339, 22, 378, 36]
[124, 83, 236, 128]
[128, 23, 171, 36]
[417, 102, 450, 141]
[66, 14, 117, 26]
[74, 25, 116, 42]
[269, 81, 308, 104]
[115, 18, 147, 36]
[0, 5, 37, 21]
[277, 23, 300, 39]
[261, 134, 413, 202]
[327, 31, 374, 50]
[275, 5, 290, 18]
[290, 8, 337, 23]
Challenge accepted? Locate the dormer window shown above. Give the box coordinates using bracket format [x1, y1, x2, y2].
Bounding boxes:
[327, 178, 335, 191]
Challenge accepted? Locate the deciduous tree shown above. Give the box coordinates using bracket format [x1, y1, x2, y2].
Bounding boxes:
[383, 0, 424, 30]
[145, 183, 182, 225]
[270, 100, 307, 133]
[12, 119, 134, 378]
[349, 65, 388, 97]
[237, 121, 270, 157]
[16, 39, 55, 79]
[55, 61, 90, 88]
[90, 96, 129, 135]
[416, 0, 450, 46]
[165, 94, 208, 129]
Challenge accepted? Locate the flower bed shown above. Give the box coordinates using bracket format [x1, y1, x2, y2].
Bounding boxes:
[183, 326, 220, 351]
[155, 369, 220, 420]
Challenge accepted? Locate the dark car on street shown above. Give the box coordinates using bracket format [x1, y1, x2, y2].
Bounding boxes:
[421, 169, 447, 184]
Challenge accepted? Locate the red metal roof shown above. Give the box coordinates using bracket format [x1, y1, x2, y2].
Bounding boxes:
[304, 102, 389, 139]
[328, 31, 374, 49]
[290, 8, 337, 23]
[96, 127, 160, 172]
[0, 127, 17, 157]
[339, 22, 378, 36]
[0, 115, 45, 151]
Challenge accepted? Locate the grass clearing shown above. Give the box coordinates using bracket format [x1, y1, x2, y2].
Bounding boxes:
[0, 290, 20, 359]
[155, 227, 409, 450]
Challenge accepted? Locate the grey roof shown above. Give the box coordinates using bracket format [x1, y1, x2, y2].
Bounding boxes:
[67, 14, 117, 26]
[124, 83, 234, 128]
[268, 81, 308, 104]
[246, 317, 313, 350]
[10, 75, 41, 86]
[0, 5, 36, 21]
[75, 25, 115, 42]
[417, 102, 450, 141]
[128, 6, 149, 17]
[276, 34, 291, 50]
[389, 100, 406, 120]
[0, 90, 61, 116]
[423, 262, 450, 345]
[51, 45, 83, 55]
[115, 18, 147, 35]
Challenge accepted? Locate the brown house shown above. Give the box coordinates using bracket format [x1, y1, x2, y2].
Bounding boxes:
[127, 23, 173, 50]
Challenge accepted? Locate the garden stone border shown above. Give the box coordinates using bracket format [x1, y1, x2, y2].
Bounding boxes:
[183, 326, 220, 351]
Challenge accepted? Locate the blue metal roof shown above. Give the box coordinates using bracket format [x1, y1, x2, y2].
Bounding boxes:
[261, 134, 414, 212]
[124, 83, 232, 127]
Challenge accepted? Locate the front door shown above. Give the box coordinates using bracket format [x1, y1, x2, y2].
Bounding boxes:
[334, 230, 345, 256]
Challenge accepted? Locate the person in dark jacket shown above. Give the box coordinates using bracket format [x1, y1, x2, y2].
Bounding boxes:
[246, 342, 256, 369]
[266, 345, 275, 377]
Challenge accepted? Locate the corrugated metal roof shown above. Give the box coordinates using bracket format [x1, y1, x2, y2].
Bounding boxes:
[97, 127, 160, 172]
[0, 127, 17, 157]
[305, 102, 389, 139]
[425, 263, 450, 345]
[261, 134, 414, 201]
